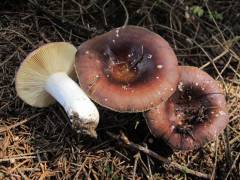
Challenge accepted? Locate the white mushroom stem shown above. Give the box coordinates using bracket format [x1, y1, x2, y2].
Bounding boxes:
[44, 72, 99, 137]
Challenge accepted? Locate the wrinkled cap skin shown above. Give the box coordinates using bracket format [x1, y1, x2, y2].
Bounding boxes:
[144, 66, 229, 150]
[75, 25, 179, 112]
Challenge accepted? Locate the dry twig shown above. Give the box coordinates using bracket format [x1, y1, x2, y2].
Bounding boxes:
[107, 131, 211, 179]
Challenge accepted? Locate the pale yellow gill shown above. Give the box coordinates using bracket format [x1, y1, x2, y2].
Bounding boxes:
[16, 42, 77, 107]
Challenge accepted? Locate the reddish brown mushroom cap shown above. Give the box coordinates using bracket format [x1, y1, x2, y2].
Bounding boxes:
[144, 66, 229, 150]
[75, 26, 179, 112]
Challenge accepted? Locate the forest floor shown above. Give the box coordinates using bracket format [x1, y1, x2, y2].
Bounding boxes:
[0, 0, 239, 179]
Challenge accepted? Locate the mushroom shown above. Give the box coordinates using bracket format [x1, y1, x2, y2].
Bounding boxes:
[144, 66, 229, 150]
[75, 26, 179, 112]
[15, 42, 99, 138]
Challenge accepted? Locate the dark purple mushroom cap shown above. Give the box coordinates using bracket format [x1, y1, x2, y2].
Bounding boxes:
[144, 66, 229, 150]
[75, 26, 179, 112]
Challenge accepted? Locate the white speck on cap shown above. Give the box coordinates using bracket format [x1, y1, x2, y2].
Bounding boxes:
[219, 111, 226, 115]
[147, 54, 152, 59]
[122, 85, 128, 90]
[157, 65, 163, 69]
[188, 96, 192, 100]
[178, 82, 184, 91]
[128, 53, 133, 57]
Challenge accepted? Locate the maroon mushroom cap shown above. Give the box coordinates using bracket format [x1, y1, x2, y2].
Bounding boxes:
[75, 26, 179, 112]
[144, 66, 229, 150]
